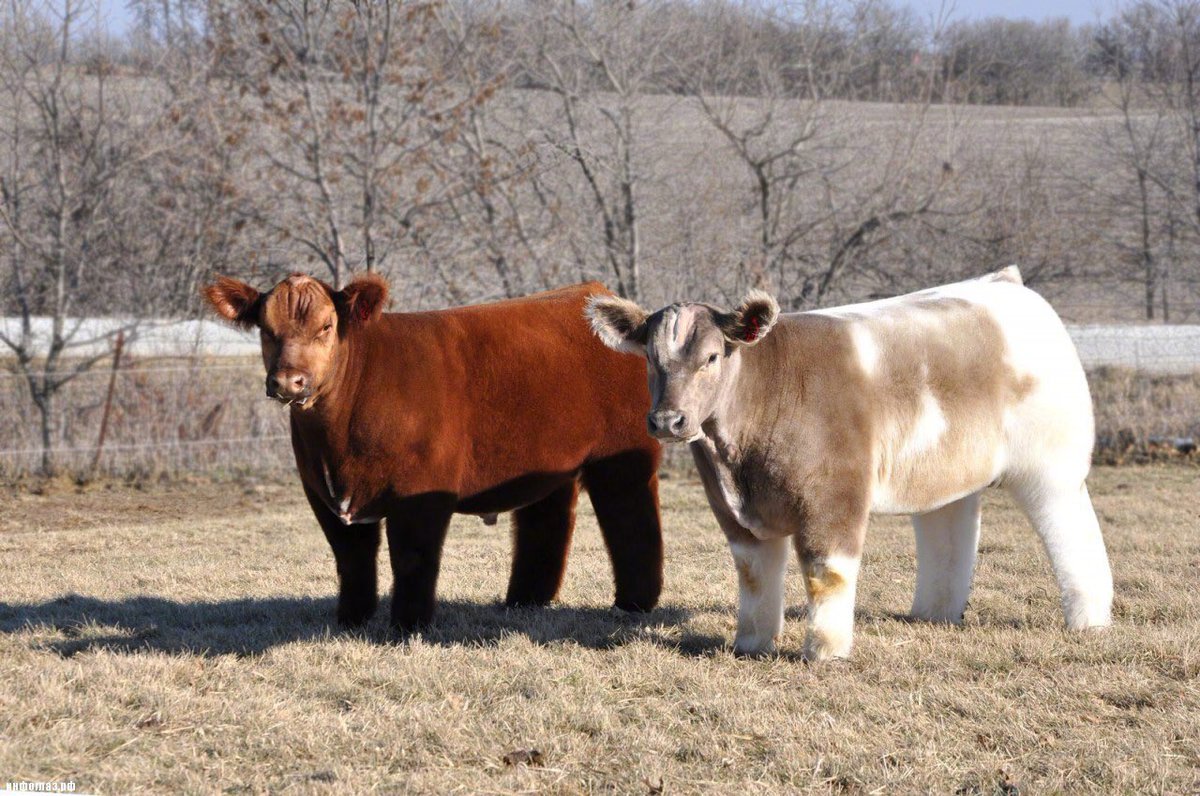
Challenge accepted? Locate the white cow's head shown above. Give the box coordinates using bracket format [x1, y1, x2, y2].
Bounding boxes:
[587, 291, 779, 442]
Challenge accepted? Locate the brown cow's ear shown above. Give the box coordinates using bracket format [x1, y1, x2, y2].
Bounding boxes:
[336, 273, 389, 327]
[718, 290, 779, 346]
[202, 277, 261, 330]
[586, 294, 650, 355]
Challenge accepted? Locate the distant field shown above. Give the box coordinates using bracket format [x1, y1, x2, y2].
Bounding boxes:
[501, 91, 1200, 322]
[2, 467, 1198, 793]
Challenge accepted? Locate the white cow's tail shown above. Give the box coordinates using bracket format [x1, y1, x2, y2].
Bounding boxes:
[990, 265, 1024, 285]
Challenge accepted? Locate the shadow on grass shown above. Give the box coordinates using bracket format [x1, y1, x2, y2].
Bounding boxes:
[0, 593, 729, 659]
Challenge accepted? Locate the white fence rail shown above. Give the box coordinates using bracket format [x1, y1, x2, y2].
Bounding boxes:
[1069, 325, 1200, 374]
[0, 317, 259, 359]
[2, 317, 1198, 372]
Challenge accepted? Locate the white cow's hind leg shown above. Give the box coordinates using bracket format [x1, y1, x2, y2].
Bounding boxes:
[729, 536, 789, 656]
[1008, 479, 1113, 629]
[910, 491, 983, 623]
[799, 553, 861, 662]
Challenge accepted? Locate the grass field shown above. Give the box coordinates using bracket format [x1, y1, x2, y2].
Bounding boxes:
[1, 466, 1198, 794]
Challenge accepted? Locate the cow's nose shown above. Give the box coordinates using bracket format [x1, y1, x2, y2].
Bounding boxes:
[647, 410, 688, 439]
[266, 371, 310, 399]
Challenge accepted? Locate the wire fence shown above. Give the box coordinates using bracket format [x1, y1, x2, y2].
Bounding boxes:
[0, 358, 293, 479]
[1070, 325, 1200, 374]
[0, 323, 1197, 480]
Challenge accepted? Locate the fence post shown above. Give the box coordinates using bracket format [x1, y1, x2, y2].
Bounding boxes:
[88, 330, 125, 477]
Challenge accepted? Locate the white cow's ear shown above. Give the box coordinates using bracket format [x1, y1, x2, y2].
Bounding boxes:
[586, 294, 650, 355]
[719, 290, 779, 346]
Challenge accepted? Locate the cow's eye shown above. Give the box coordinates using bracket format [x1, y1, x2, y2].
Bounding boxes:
[321, 321, 333, 333]
[706, 353, 719, 367]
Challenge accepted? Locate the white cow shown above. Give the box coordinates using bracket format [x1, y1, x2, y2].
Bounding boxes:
[587, 267, 1113, 661]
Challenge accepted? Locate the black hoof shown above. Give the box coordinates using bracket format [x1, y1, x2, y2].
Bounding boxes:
[613, 599, 656, 613]
[336, 597, 377, 628]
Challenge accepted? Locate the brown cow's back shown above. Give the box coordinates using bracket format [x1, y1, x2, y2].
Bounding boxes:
[293, 282, 654, 513]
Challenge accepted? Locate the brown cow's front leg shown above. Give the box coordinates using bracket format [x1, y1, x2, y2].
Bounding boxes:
[582, 450, 664, 612]
[385, 494, 456, 633]
[505, 480, 580, 607]
[302, 483, 381, 628]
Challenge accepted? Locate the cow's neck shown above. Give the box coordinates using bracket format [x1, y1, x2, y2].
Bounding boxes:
[289, 330, 367, 442]
[691, 342, 774, 531]
[699, 338, 777, 465]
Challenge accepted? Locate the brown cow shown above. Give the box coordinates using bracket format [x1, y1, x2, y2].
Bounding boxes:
[203, 273, 662, 632]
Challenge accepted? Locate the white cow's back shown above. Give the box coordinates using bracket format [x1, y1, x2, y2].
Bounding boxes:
[810, 273, 1094, 513]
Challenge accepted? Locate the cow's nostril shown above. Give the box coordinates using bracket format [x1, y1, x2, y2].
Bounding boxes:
[670, 414, 686, 432]
[267, 372, 310, 399]
[647, 415, 660, 433]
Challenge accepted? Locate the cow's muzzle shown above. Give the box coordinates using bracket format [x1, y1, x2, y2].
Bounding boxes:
[266, 370, 312, 405]
[647, 409, 696, 442]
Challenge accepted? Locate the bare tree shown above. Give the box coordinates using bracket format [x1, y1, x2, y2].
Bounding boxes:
[514, 0, 680, 302]
[676, 0, 961, 308]
[0, 0, 189, 474]
[403, 0, 569, 302]
[1090, 17, 1176, 319]
[939, 16, 1093, 106]
[1083, 0, 1200, 320]
[208, 0, 489, 290]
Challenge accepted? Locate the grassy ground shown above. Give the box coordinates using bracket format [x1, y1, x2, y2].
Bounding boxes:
[1, 466, 1198, 794]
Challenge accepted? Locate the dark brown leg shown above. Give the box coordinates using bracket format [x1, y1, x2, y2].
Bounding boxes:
[385, 493, 456, 633]
[505, 480, 580, 607]
[302, 483, 381, 628]
[582, 450, 664, 612]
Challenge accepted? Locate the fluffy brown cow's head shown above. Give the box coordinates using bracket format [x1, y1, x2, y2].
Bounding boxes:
[203, 272, 388, 408]
[587, 291, 779, 442]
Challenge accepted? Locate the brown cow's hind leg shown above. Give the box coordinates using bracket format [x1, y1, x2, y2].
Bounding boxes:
[583, 450, 664, 612]
[303, 483, 381, 628]
[385, 494, 456, 633]
[505, 480, 580, 607]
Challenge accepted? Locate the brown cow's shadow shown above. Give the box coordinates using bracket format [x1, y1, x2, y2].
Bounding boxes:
[428, 599, 723, 656]
[0, 593, 723, 659]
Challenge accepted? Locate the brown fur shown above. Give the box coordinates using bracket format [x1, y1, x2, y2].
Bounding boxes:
[204, 276, 663, 631]
[802, 561, 846, 601]
[735, 557, 759, 593]
[850, 300, 1035, 512]
[704, 299, 1035, 560]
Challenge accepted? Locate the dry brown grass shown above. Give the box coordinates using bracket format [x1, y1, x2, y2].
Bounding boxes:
[1, 466, 1198, 794]
[1088, 368, 1200, 464]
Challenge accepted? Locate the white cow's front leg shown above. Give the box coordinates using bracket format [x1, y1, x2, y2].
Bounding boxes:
[728, 536, 789, 656]
[799, 554, 861, 662]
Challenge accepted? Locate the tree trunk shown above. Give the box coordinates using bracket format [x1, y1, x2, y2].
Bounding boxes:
[35, 390, 57, 477]
[1137, 169, 1155, 321]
